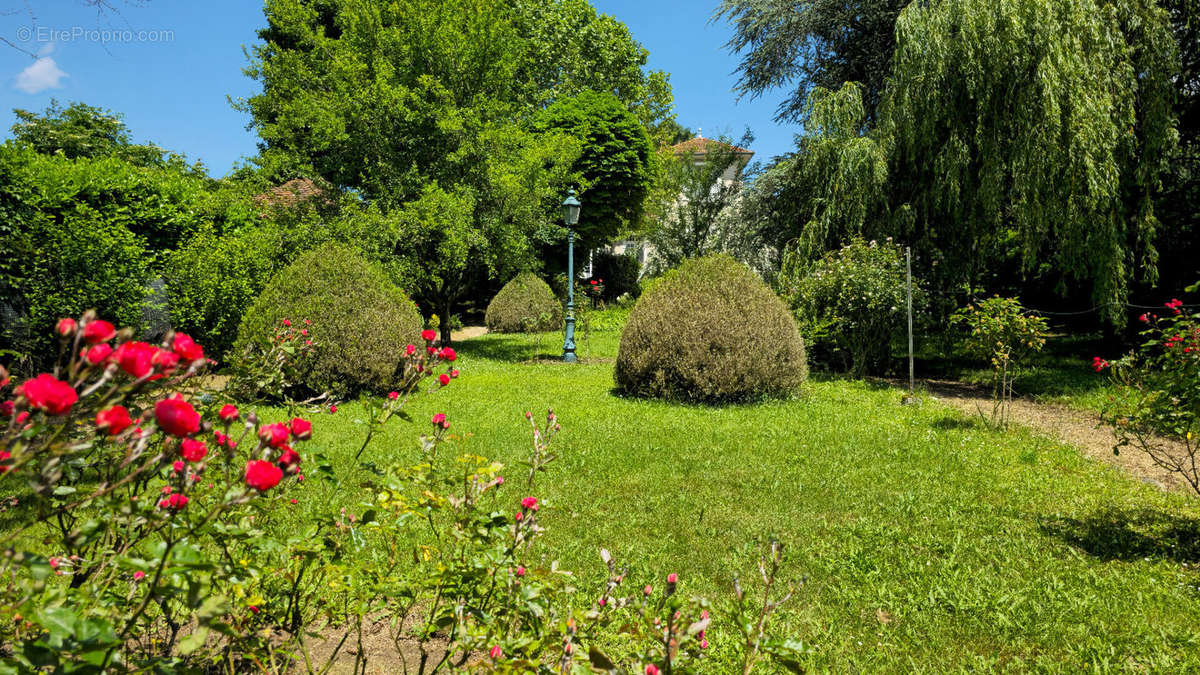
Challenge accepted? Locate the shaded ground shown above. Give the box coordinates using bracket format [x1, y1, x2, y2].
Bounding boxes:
[913, 378, 1191, 493]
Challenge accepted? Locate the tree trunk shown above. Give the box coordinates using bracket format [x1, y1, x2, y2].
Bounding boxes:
[440, 298, 453, 346]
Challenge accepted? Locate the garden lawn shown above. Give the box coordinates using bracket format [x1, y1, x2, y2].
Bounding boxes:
[277, 327, 1200, 672]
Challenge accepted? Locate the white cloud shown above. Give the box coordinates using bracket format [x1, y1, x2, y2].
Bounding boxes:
[15, 48, 68, 94]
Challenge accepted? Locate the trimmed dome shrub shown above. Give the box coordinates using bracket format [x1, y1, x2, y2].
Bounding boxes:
[233, 242, 423, 397]
[615, 254, 807, 402]
[485, 272, 563, 333]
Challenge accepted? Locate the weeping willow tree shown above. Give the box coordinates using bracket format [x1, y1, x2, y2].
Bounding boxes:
[773, 0, 1178, 323]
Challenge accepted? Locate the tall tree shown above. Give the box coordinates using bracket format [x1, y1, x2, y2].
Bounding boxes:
[647, 133, 760, 274]
[880, 0, 1177, 320]
[737, 0, 1179, 323]
[240, 0, 590, 342]
[716, 0, 908, 123]
[512, 0, 676, 139]
[533, 91, 654, 247]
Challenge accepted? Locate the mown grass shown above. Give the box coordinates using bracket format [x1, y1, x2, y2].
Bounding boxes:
[276, 316, 1200, 672]
[919, 331, 1119, 412]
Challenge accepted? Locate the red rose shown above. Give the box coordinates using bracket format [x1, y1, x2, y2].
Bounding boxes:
[0, 401, 12, 417]
[439, 373, 450, 386]
[432, 413, 446, 425]
[440, 347, 457, 362]
[180, 438, 208, 462]
[155, 394, 200, 437]
[387, 391, 399, 401]
[405, 344, 416, 356]
[84, 343, 113, 366]
[282, 319, 292, 327]
[0, 449, 10, 473]
[590, 280, 597, 285]
[95, 405, 133, 435]
[219, 404, 239, 422]
[277, 447, 301, 472]
[151, 349, 180, 377]
[114, 341, 158, 378]
[421, 329, 437, 342]
[82, 320, 116, 344]
[56, 318, 77, 336]
[521, 496, 538, 510]
[20, 374, 78, 415]
[258, 422, 290, 448]
[288, 417, 312, 440]
[244, 460, 283, 491]
[159, 493, 188, 510]
[171, 333, 205, 363]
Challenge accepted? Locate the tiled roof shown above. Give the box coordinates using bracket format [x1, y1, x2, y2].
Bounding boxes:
[669, 137, 754, 156]
[253, 178, 329, 208]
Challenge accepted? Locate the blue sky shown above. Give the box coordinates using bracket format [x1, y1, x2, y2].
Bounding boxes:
[1, 1, 797, 177]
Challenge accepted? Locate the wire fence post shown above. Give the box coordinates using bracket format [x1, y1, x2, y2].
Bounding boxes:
[907, 246, 914, 395]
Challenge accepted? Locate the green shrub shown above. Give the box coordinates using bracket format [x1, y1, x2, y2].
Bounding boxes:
[0, 144, 191, 366]
[780, 237, 922, 376]
[615, 254, 807, 402]
[485, 272, 563, 333]
[590, 250, 641, 302]
[233, 242, 423, 397]
[167, 212, 331, 361]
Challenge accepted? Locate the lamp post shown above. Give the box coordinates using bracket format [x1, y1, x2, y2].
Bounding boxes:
[561, 189, 582, 363]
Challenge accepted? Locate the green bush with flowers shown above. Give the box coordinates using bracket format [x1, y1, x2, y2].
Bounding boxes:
[780, 237, 921, 376]
[1099, 289, 1200, 494]
[0, 313, 807, 673]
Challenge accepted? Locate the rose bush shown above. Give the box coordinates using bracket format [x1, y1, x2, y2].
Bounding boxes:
[1099, 288, 1200, 494]
[0, 314, 807, 673]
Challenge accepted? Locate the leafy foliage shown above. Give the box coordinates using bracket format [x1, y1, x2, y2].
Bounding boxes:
[0, 142, 206, 367]
[616, 254, 807, 402]
[590, 250, 642, 302]
[166, 197, 335, 361]
[951, 296, 1049, 428]
[781, 237, 919, 376]
[485, 272, 564, 333]
[716, 0, 908, 124]
[725, 0, 1179, 324]
[1101, 290, 1200, 494]
[10, 99, 198, 171]
[234, 243, 423, 398]
[647, 133, 764, 275]
[533, 90, 654, 246]
[241, 0, 585, 343]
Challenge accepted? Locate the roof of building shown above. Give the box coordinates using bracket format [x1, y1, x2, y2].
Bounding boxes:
[253, 178, 330, 208]
[669, 136, 754, 157]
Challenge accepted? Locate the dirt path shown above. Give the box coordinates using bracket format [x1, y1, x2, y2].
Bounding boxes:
[450, 325, 488, 342]
[915, 379, 1190, 493]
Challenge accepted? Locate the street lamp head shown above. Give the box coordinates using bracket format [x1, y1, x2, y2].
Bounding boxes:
[562, 189, 581, 227]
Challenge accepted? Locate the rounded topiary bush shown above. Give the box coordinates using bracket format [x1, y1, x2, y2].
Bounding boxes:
[233, 242, 423, 397]
[615, 254, 807, 402]
[485, 272, 563, 333]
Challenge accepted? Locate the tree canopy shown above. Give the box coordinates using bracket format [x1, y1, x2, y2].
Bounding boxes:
[715, 0, 908, 124]
[533, 90, 654, 246]
[728, 0, 1180, 322]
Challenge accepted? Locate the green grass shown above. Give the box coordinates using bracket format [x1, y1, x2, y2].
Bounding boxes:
[276, 316, 1200, 672]
[918, 331, 1120, 412]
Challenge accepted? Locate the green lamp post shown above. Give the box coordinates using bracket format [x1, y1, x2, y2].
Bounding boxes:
[561, 189, 582, 363]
